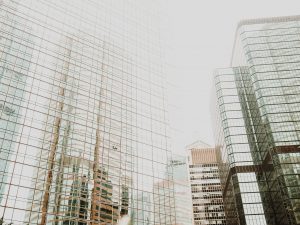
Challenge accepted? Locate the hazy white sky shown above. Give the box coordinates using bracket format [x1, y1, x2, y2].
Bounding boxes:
[164, 0, 300, 155]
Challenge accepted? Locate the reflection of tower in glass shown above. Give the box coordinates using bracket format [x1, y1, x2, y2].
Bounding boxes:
[25, 37, 125, 224]
[0, 0, 34, 204]
[132, 193, 152, 225]
[91, 169, 119, 224]
[0, 1, 174, 224]
[24, 34, 137, 225]
[63, 166, 89, 225]
[25, 36, 76, 224]
[120, 179, 130, 217]
[153, 180, 176, 225]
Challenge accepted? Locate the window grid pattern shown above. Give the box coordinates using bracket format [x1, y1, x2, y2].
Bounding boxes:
[237, 20, 300, 225]
[214, 17, 300, 225]
[0, 0, 175, 225]
[213, 69, 267, 225]
[188, 148, 226, 225]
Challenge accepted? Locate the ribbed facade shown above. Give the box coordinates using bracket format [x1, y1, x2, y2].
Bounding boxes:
[213, 16, 300, 225]
[0, 1, 175, 224]
[187, 143, 226, 225]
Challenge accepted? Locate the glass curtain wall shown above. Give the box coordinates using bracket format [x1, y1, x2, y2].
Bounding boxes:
[213, 16, 300, 225]
[213, 68, 267, 225]
[233, 19, 300, 225]
[0, 0, 175, 225]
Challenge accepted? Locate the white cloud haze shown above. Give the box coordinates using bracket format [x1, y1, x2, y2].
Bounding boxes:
[164, 0, 300, 154]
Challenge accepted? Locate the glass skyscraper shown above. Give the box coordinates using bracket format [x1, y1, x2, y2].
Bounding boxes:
[213, 15, 300, 225]
[214, 68, 267, 225]
[0, 1, 175, 224]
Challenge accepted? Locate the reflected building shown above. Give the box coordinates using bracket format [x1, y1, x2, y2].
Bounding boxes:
[153, 180, 176, 225]
[0, 0, 34, 204]
[187, 141, 226, 225]
[120, 182, 130, 218]
[62, 165, 89, 225]
[213, 15, 300, 225]
[132, 192, 152, 225]
[0, 0, 174, 225]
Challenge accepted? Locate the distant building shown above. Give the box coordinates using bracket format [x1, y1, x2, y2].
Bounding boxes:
[187, 141, 226, 225]
[166, 155, 194, 225]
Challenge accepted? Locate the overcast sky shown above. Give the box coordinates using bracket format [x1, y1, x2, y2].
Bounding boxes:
[164, 0, 300, 155]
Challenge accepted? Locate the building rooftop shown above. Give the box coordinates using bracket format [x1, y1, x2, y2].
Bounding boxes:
[186, 140, 211, 150]
[237, 14, 300, 29]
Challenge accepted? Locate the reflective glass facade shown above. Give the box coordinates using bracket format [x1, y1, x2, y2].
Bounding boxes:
[0, 0, 175, 224]
[213, 16, 300, 225]
[214, 68, 267, 225]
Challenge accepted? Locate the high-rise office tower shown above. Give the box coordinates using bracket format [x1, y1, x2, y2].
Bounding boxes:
[0, 1, 175, 225]
[187, 141, 226, 225]
[214, 68, 268, 225]
[213, 15, 300, 225]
